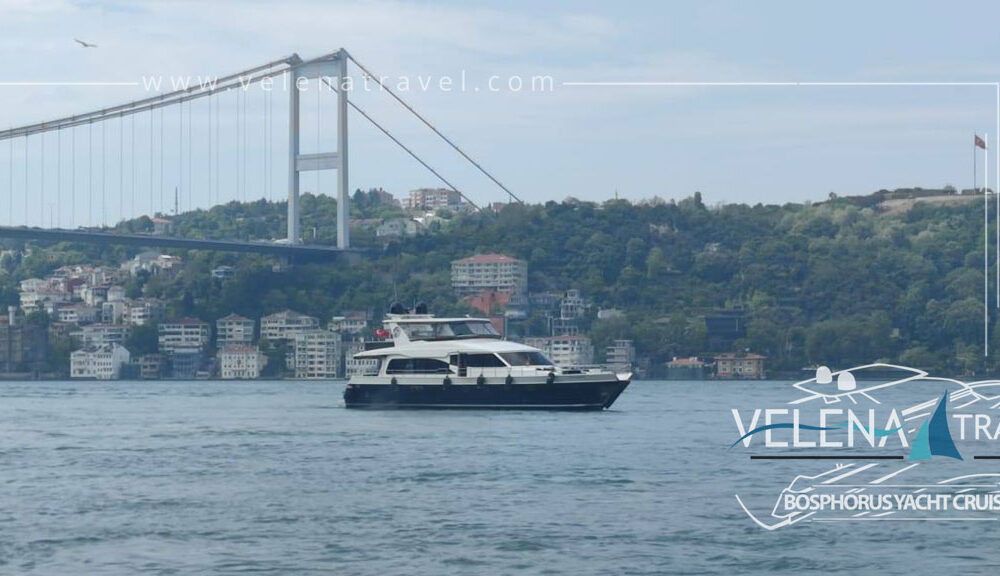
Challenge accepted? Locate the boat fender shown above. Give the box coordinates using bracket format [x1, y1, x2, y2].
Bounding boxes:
[390, 377, 398, 387]
[505, 374, 514, 387]
[546, 371, 556, 384]
[477, 374, 486, 387]
[443, 376, 452, 386]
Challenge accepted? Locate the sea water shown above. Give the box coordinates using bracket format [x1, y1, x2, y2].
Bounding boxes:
[0, 380, 997, 575]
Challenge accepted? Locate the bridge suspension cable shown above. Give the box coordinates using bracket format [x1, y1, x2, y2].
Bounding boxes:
[71, 124, 75, 226]
[41, 132, 45, 226]
[320, 77, 480, 211]
[131, 113, 135, 217]
[0, 56, 299, 142]
[118, 114, 123, 224]
[346, 53, 524, 205]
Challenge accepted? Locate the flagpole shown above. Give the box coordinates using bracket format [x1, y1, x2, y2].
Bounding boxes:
[984, 134, 989, 356]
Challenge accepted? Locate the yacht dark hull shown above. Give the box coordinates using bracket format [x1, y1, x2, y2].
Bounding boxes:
[343, 379, 630, 410]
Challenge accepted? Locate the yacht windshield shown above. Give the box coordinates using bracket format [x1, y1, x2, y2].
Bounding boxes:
[401, 321, 500, 341]
[500, 351, 554, 366]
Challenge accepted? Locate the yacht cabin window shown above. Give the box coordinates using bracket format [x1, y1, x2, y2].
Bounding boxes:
[499, 351, 555, 367]
[449, 353, 507, 368]
[399, 320, 500, 341]
[385, 358, 451, 375]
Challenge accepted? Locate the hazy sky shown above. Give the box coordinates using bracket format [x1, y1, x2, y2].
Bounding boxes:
[1, 0, 999, 226]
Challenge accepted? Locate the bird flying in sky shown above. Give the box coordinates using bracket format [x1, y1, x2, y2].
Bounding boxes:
[74, 39, 98, 48]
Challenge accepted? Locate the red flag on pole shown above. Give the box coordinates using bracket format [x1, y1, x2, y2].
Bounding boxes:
[976, 134, 987, 149]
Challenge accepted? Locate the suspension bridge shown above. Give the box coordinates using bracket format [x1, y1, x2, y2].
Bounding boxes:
[0, 48, 520, 259]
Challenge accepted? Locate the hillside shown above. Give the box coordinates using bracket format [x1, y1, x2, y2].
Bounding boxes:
[1, 189, 995, 376]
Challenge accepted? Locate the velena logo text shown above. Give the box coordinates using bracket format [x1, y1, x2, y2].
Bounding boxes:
[730, 408, 908, 449]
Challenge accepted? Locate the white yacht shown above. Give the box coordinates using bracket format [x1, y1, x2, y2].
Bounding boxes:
[343, 306, 632, 410]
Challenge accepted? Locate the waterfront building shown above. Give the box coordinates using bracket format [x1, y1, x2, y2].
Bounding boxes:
[70, 344, 131, 380]
[219, 344, 265, 379]
[292, 330, 342, 379]
[0, 308, 47, 374]
[666, 357, 709, 380]
[714, 352, 766, 379]
[605, 339, 635, 372]
[167, 349, 203, 379]
[139, 354, 164, 379]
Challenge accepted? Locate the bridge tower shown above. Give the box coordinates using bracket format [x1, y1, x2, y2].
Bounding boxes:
[287, 50, 349, 248]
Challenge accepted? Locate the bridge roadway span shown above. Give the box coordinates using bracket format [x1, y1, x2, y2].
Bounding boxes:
[0, 227, 351, 260]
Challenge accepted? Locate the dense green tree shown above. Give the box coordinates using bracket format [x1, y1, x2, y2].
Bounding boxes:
[126, 324, 160, 356]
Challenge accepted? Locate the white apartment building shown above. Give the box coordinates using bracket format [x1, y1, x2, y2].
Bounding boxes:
[451, 254, 528, 296]
[219, 344, 265, 379]
[261, 310, 320, 340]
[121, 252, 182, 277]
[376, 218, 425, 238]
[72, 323, 129, 348]
[70, 344, 131, 380]
[560, 289, 586, 319]
[292, 330, 342, 379]
[88, 266, 119, 286]
[158, 318, 211, 354]
[328, 313, 368, 335]
[524, 335, 594, 367]
[217, 314, 255, 346]
[80, 284, 109, 307]
[57, 304, 101, 324]
[20, 283, 72, 314]
[125, 298, 165, 326]
[343, 339, 380, 377]
[406, 187, 465, 211]
[107, 285, 125, 302]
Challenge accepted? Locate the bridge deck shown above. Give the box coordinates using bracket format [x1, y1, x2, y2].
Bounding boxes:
[0, 227, 350, 260]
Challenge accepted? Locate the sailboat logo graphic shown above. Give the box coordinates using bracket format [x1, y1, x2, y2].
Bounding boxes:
[909, 391, 963, 461]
